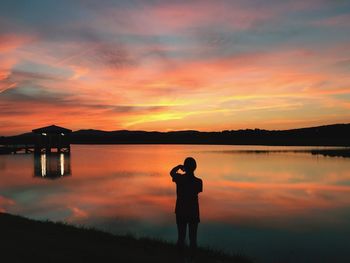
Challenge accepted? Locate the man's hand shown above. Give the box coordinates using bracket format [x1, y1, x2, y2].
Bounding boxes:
[178, 164, 185, 171]
[170, 164, 185, 179]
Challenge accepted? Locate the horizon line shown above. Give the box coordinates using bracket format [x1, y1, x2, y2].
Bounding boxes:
[2, 122, 350, 137]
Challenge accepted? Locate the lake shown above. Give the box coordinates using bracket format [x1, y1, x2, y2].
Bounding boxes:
[0, 145, 349, 262]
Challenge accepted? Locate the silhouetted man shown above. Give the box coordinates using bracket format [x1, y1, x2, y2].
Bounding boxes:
[170, 157, 203, 258]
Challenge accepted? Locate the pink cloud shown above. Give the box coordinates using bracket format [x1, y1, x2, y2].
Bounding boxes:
[0, 34, 31, 52]
[90, 0, 278, 38]
[0, 0, 350, 134]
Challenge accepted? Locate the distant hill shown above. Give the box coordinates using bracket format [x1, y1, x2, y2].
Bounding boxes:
[1, 123, 350, 146]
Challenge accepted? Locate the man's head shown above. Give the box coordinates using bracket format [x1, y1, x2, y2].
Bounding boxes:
[184, 157, 197, 173]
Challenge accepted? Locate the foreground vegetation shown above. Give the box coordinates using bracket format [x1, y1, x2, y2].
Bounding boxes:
[0, 213, 253, 263]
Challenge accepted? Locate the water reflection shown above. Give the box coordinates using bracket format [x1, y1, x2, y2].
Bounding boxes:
[1, 145, 350, 263]
[34, 153, 71, 179]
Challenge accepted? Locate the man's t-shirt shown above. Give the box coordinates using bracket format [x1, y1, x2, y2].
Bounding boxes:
[172, 173, 203, 222]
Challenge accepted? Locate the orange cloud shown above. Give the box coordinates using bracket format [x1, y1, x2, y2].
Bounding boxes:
[1, 1, 350, 134]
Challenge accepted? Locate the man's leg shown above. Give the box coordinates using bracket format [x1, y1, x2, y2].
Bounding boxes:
[176, 218, 187, 253]
[189, 222, 198, 258]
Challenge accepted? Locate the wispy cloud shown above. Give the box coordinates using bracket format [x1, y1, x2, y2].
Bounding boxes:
[0, 0, 350, 134]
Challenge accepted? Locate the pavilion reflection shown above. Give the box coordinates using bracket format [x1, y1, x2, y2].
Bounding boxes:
[34, 152, 71, 179]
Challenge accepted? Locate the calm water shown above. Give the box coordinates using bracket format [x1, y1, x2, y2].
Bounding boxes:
[1, 145, 350, 262]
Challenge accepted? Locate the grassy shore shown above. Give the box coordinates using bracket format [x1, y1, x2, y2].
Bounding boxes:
[0, 213, 253, 263]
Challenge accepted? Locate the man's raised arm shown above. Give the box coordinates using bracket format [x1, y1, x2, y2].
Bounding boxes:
[170, 164, 184, 182]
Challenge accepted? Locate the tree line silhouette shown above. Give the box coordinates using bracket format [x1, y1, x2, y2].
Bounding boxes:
[1, 123, 350, 146]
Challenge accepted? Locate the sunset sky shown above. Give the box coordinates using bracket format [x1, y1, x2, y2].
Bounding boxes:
[1, 0, 350, 135]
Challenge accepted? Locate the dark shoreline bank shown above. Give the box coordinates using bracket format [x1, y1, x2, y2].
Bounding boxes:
[0, 213, 253, 263]
[214, 148, 350, 158]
